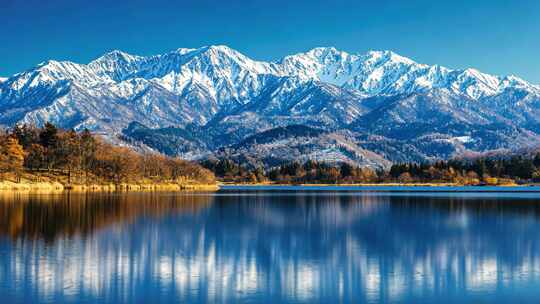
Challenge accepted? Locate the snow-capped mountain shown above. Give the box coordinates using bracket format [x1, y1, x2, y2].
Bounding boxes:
[1, 45, 540, 167]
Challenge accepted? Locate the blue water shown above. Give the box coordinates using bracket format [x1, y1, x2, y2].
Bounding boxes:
[2, 188, 540, 303]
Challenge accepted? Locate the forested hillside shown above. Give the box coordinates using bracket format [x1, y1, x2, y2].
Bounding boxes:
[0, 123, 215, 186]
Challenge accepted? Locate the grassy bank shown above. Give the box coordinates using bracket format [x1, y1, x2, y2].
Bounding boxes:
[0, 180, 65, 192]
[0, 172, 219, 192]
[65, 183, 219, 192]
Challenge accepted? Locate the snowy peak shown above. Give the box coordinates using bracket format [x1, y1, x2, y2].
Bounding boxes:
[5, 59, 105, 91]
[90, 50, 142, 65]
[366, 50, 416, 65]
[87, 50, 146, 82]
[180, 45, 276, 76]
[293, 46, 349, 65]
[198, 45, 242, 56]
[174, 47, 197, 55]
[279, 47, 357, 84]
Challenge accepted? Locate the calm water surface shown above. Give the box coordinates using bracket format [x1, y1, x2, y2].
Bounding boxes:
[2, 187, 540, 303]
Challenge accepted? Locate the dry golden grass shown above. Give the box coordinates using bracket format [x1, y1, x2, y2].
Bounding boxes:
[0, 171, 219, 193]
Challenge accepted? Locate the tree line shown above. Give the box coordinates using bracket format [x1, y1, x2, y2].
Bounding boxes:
[203, 155, 540, 185]
[0, 123, 215, 184]
[388, 156, 540, 185]
[202, 159, 379, 184]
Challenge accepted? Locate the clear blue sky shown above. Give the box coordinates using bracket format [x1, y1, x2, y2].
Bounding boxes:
[1, 0, 539, 82]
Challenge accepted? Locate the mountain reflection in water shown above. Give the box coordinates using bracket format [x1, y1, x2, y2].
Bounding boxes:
[1, 190, 540, 303]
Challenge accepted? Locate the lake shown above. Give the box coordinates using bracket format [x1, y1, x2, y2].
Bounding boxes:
[2, 187, 540, 303]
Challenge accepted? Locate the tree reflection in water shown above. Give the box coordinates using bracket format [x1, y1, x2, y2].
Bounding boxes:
[0, 191, 213, 241]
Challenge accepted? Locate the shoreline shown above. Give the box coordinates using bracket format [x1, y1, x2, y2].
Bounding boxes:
[3, 180, 538, 193]
[219, 182, 520, 187]
[221, 184, 540, 197]
[0, 180, 219, 193]
[218, 183, 540, 192]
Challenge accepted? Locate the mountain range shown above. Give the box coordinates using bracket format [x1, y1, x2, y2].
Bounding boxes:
[2, 45, 540, 169]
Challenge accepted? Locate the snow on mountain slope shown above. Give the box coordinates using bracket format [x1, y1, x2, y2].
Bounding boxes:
[199, 76, 373, 147]
[87, 45, 278, 104]
[15, 79, 211, 131]
[2, 45, 537, 121]
[350, 89, 540, 151]
[213, 125, 391, 169]
[279, 47, 540, 99]
[231, 77, 370, 123]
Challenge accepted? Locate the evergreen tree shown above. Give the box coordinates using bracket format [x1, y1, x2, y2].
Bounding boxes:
[340, 163, 354, 178]
[39, 122, 58, 148]
[39, 122, 59, 169]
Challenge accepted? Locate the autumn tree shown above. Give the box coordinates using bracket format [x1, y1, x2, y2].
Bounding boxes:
[80, 129, 96, 182]
[25, 144, 46, 170]
[56, 130, 81, 183]
[358, 167, 377, 183]
[398, 172, 413, 183]
[0, 136, 25, 181]
[0, 134, 7, 174]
